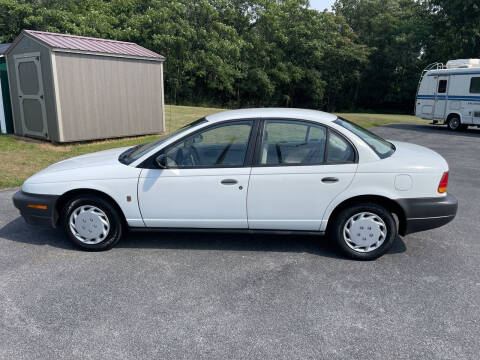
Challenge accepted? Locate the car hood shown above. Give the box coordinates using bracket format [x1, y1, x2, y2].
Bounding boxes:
[24, 146, 141, 185]
[39, 147, 130, 173]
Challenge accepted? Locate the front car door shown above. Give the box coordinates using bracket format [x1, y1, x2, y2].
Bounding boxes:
[138, 120, 255, 228]
[247, 119, 358, 231]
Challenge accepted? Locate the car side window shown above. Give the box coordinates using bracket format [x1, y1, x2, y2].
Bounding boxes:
[260, 120, 327, 165]
[327, 131, 355, 163]
[162, 121, 253, 168]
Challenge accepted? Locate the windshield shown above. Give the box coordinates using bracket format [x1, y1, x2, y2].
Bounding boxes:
[119, 118, 208, 165]
[334, 117, 395, 159]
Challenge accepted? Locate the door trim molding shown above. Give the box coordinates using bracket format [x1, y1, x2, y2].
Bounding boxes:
[130, 227, 325, 236]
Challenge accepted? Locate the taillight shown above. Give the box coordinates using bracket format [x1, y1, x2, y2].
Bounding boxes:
[438, 171, 449, 193]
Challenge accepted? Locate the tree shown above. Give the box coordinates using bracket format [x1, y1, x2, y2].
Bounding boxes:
[1, 0, 475, 113]
[333, 0, 430, 112]
[238, 0, 368, 109]
[423, 0, 480, 62]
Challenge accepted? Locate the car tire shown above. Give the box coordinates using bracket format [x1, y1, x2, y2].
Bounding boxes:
[447, 116, 462, 131]
[63, 195, 124, 251]
[329, 203, 397, 261]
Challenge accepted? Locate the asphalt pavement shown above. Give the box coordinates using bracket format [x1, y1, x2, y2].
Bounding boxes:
[0, 123, 479, 359]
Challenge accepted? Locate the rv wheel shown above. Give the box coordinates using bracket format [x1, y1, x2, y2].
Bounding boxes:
[447, 116, 462, 131]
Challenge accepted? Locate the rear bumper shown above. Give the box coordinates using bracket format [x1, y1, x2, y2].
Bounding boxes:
[396, 194, 458, 235]
[13, 191, 59, 228]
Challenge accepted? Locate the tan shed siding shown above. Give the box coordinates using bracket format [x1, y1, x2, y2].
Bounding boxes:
[54, 52, 164, 142]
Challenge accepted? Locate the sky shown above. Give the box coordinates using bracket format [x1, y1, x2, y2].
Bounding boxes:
[309, 0, 335, 11]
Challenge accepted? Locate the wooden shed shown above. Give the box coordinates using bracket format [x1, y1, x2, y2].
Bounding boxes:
[5, 30, 165, 142]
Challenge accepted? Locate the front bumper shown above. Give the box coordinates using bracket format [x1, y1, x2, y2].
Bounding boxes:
[13, 191, 60, 228]
[396, 194, 458, 235]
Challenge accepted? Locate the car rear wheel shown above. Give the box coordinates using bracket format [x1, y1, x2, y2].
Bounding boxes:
[329, 203, 397, 260]
[63, 195, 123, 251]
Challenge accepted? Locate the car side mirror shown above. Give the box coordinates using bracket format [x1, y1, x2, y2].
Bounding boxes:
[155, 154, 168, 169]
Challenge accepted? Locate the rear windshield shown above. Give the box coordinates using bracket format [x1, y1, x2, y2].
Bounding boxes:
[334, 117, 395, 159]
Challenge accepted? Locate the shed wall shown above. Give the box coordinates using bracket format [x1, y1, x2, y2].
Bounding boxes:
[5, 36, 59, 140]
[53, 52, 164, 142]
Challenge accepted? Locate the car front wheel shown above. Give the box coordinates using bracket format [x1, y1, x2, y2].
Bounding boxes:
[63, 195, 124, 250]
[329, 203, 397, 260]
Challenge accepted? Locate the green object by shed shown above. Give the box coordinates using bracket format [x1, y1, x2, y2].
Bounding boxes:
[0, 56, 14, 134]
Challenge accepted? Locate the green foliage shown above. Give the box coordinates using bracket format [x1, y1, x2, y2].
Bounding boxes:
[334, 0, 480, 112]
[0, 0, 478, 112]
[334, 0, 431, 111]
[424, 0, 480, 61]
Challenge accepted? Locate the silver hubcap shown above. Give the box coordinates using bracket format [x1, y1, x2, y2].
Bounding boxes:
[69, 205, 110, 244]
[343, 212, 387, 253]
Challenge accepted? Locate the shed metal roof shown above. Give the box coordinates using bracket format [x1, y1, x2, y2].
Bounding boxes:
[9, 30, 165, 61]
[0, 43, 11, 55]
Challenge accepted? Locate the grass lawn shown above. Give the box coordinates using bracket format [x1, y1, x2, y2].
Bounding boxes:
[336, 113, 423, 128]
[0, 106, 423, 189]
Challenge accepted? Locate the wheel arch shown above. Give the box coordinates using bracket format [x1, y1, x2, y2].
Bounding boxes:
[54, 188, 128, 227]
[445, 112, 462, 124]
[325, 195, 408, 236]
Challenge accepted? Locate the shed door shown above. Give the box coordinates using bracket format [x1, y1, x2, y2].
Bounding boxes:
[14, 54, 48, 138]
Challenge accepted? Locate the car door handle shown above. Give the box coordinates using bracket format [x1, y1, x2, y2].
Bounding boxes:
[322, 177, 339, 183]
[221, 179, 238, 185]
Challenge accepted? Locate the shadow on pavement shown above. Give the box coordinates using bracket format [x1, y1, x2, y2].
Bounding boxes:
[0, 217, 74, 250]
[1, 217, 407, 258]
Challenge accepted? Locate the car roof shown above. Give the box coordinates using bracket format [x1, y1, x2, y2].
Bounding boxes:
[205, 108, 338, 123]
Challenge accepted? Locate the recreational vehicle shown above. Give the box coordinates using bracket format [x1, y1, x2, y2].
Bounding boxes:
[415, 59, 480, 130]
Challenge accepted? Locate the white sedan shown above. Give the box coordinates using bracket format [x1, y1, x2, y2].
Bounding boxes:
[13, 108, 457, 260]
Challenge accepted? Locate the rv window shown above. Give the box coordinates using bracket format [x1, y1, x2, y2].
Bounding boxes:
[470, 78, 480, 93]
[437, 80, 447, 93]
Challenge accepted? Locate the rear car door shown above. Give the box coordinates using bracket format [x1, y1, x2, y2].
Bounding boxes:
[247, 119, 358, 231]
[138, 120, 256, 228]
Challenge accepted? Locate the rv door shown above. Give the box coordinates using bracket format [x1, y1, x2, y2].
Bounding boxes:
[433, 76, 449, 120]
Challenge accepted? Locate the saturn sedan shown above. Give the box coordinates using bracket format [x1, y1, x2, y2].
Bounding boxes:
[13, 108, 458, 260]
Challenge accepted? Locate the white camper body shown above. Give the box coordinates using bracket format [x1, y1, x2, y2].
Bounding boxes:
[415, 59, 480, 130]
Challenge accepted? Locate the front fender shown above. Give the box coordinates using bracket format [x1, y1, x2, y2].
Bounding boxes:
[22, 178, 143, 227]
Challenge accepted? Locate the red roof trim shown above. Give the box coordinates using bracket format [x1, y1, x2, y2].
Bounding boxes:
[22, 30, 165, 60]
